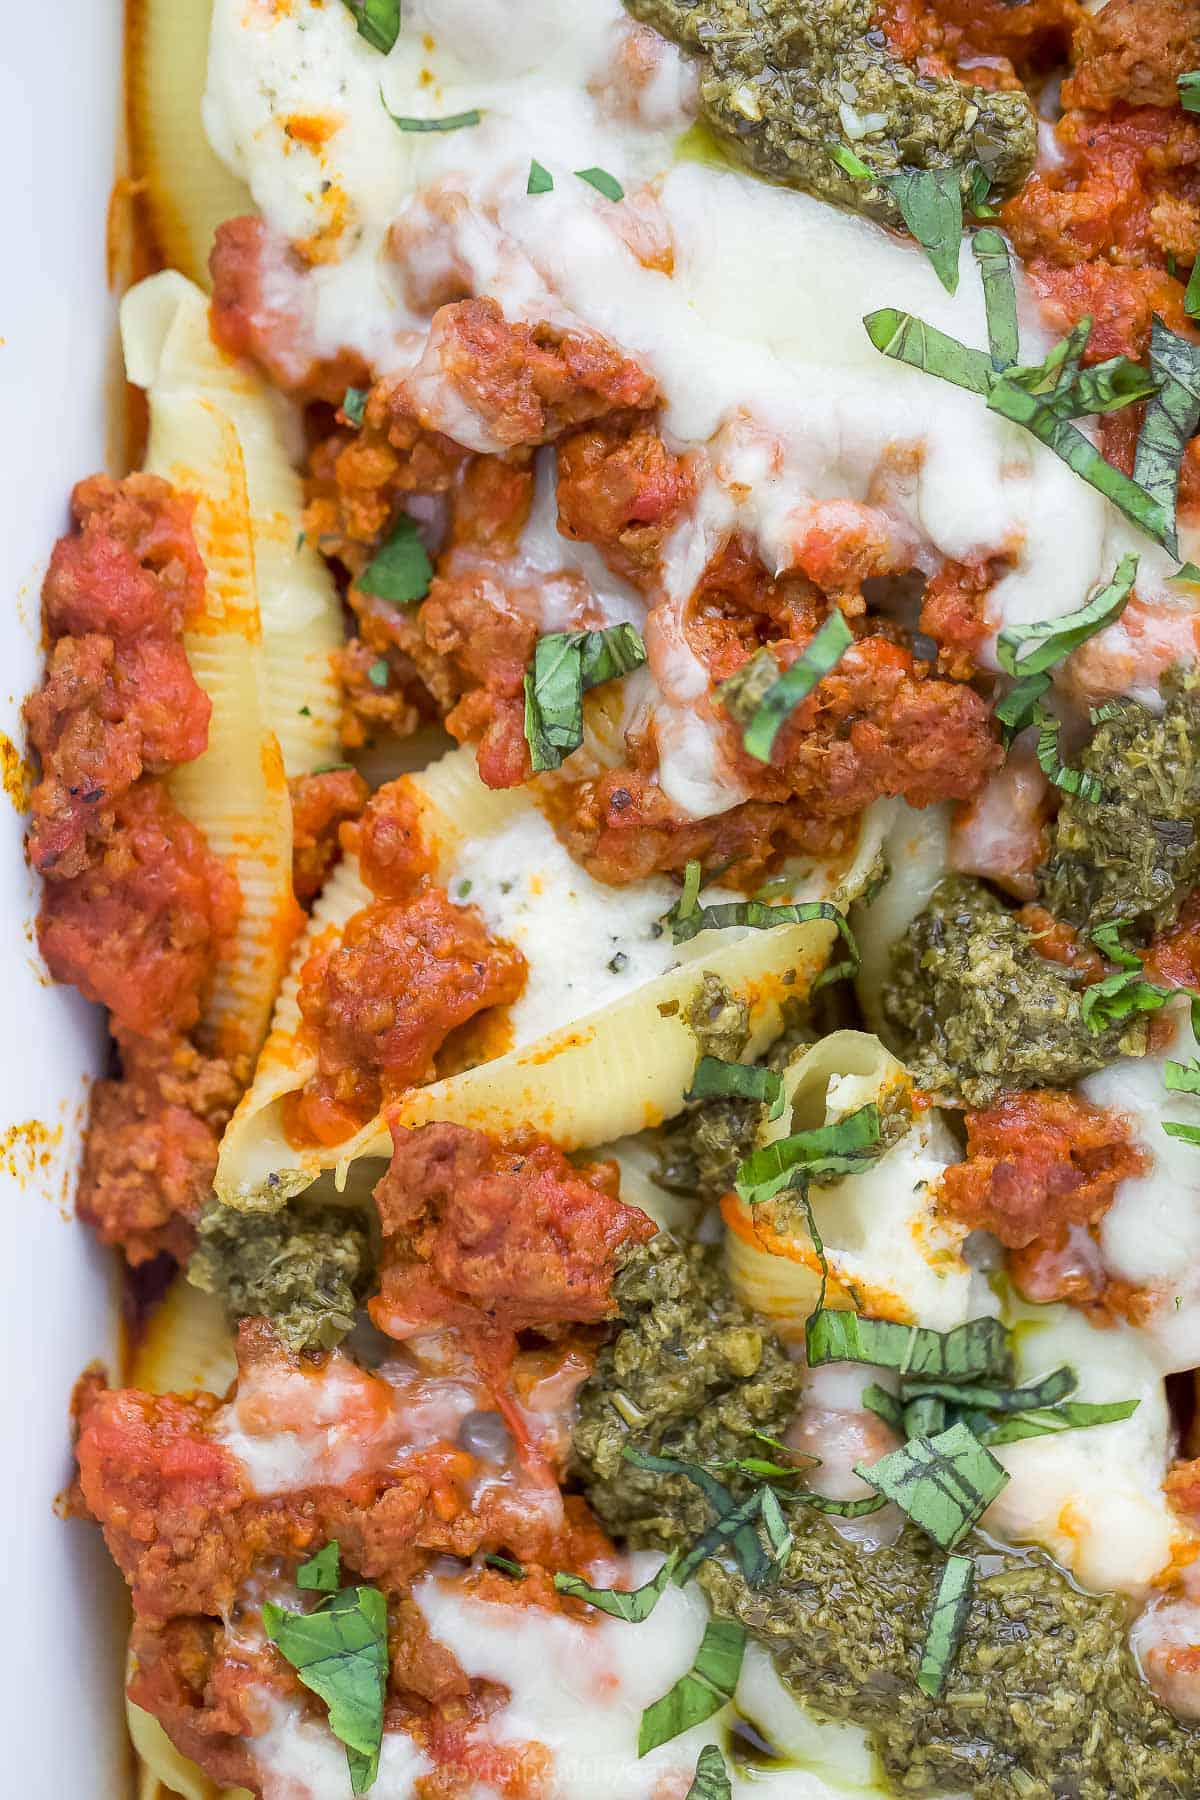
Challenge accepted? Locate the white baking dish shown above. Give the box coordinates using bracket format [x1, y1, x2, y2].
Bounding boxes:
[0, 6, 133, 1794]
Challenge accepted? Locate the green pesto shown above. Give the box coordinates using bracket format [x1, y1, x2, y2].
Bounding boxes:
[631, 0, 1036, 225]
[573, 1239, 1200, 1800]
[189, 1200, 372, 1354]
[1040, 670, 1200, 939]
[654, 976, 817, 1204]
[879, 876, 1146, 1104]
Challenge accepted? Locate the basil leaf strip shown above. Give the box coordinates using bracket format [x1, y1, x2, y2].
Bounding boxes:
[854, 1421, 1009, 1550]
[732, 611, 853, 763]
[1180, 72, 1200, 114]
[885, 166, 962, 295]
[994, 670, 1051, 741]
[1166, 1057, 1200, 1094]
[527, 159, 554, 195]
[984, 1399, 1139, 1445]
[902, 1366, 1076, 1414]
[972, 229, 1019, 370]
[807, 1312, 1013, 1384]
[996, 554, 1138, 679]
[1033, 708, 1102, 803]
[1164, 1121, 1200, 1147]
[828, 143, 871, 181]
[341, 0, 400, 54]
[483, 1553, 525, 1577]
[793, 1488, 888, 1518]
[575, 166, 624, 201]
[381, 94, 482, 132]
[864, 308, 992, 395]
[622, 1447, 770, 1586]
[298, 1541, 341, 1593]
[735, 1104, 882, 1207]
[262, 1587, 388, 1795]
[1132, 318, 1200, 558]
[686, 1745, 733, 1800]
[1187, 259, 1200, 324]
[687, 1055, 786, 1120]
[357, 515, 433, 606]
[862, 1383, 906, 1434]
[523, 623, 647, 771]
[1090, 917, 1143, 970]
[555, 1552, 678, 1621]
[662, 872, 860, 984]
[638, 1619, 746, 1756]
[918, 1556, 974, 1698]
[1081, 968, 1172, 1033]
[342, 387, 368, 428]
[865, 303, 1177, 548]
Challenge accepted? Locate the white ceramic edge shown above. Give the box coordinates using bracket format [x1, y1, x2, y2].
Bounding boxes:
[1, 10, 133, 1796]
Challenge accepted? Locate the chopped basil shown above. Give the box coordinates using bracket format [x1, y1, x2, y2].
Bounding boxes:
[983, 1399, 1139, 1445]
[575, 166, 624, 201]
[1164, 1121, 1200, 1148]
[638, 1618, 746, 1756]
[865, 295, 1178, 548]
[341, 0, 400, 54]
[1090, 917, 1143, 970]
[885, 166, 963, 294]
[1176, 562, 1200, 584]
[687, 1055, 786, 1119]
[828, 143, 871, 181]
[366, 658, 389, 689]
[342, 386, 368, 427]
[554, 1553, 677, 1621]
[862, 1382, 905, 1434]
[1180, 72, 1200, 114]
[527, 159, 554, 195]
[686, 1745, 732, 1800]
[865, 307, 991, 394]
[1080, 967, 1171, 1033]
[917, 1555, 974, 1697]
[523, 623, 647, 771]
[1131, 319, 1200, 558]
[791, 1488, 888, 1518]
[623, 1447, 774, 1587]
[825, 152, 964, 293]
[262, 1586, 388, 1794]
[483, 1553, 525, 1577]
[901, 1366, 1076, 1414]
[298, 1541, 341, 1593]
[1187, 259, 1200, 323]
[967, 165, 998, 219]
[853, 1421, 1009, 1550]
[1032, 708, 1102, 803]
[722, 610, 852, 764]
[996, 554, 1138, 683]
[734, 1104, 882, 1207]
[381, 91, 482, 132]
[972, 229, 1018, 370]
[807, 1312, 1013, 1383]
[661, 867, 859, 984]
[357, 515, 433, 606]
[1165, 1057, 1200, 1094]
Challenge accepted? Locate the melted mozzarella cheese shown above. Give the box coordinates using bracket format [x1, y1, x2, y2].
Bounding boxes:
[414, 1558, 883, 1799]
[250, 1694, 432, 1800]
[204, 1, 1187, 659]
[985, 1299, 1187, 1595]
[1084, 999, 1200, 1373]
[445, 808, 689, 1042]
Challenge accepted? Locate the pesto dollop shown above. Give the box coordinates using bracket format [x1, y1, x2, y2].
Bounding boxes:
[879, 876, 1146, 1104]
[189, 1200, 372, 1353]
[1040, 671, 1200, 939]
[628, 0, 1036, 223]
[573, 1238, 1200, 1799]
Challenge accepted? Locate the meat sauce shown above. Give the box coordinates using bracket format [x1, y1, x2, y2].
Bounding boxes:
[282, 785, 527, 1146]
[73, 1117, 655, 1797]
[27, 475, 242, 1263]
